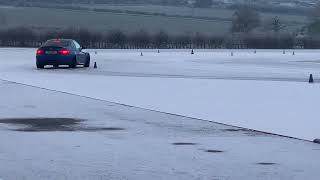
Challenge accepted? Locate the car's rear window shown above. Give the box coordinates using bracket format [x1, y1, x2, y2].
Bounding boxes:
[43, 40, 71, 47]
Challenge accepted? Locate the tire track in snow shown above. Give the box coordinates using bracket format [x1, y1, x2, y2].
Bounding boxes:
[36, 68, 314, 83]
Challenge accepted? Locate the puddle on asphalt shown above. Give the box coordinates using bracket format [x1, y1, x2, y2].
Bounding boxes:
[205, 149, 225, 153]
[256, 162, 277, 166]
[81, 127, 125, 132]
[172, 142, 198, 146]
[222, 128, 240, 132]
[222, 128, 268, 137]
[0, 118, 125, 132]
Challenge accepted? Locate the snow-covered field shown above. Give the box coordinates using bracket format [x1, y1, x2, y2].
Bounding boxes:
[1, 79, 320, 180]
[0, 48, 320, 141]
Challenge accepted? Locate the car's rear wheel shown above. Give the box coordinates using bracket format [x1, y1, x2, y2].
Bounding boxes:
[69, 57, 77, 68]
[84, 54, 90, 67]
[36, 64, 44, 69]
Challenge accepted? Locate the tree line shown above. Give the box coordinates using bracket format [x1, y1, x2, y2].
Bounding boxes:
[0, 26, 319, 49]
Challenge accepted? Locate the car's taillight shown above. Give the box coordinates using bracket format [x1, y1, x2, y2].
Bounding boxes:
[58, 49, 70, 55]
[36, 49, 44, 55]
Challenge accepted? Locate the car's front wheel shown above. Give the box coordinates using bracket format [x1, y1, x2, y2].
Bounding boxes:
[84, 54, 90, 67]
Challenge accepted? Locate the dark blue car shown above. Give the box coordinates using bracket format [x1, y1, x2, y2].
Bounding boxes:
[36, 39, 90, 68]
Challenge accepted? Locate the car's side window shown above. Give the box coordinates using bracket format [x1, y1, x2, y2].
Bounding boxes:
[70, 42, 76, 50]
[73, 41, 81, 50]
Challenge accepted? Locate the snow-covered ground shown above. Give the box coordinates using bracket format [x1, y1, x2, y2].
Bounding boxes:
[1, 80, 320, 180]
[0, 48, 320, 141]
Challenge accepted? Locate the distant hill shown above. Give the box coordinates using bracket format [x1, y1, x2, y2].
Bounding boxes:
[0, 0, 314, 35]
[0, 0, 317, 16]
[0, 0, 318, 8]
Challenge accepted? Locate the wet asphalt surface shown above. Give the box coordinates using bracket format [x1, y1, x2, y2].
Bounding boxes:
[0, 80, 320, 180]
[0, 118, 125, 132]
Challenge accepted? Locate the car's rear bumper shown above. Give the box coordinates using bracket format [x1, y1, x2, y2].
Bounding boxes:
[36, 54, 75, 65]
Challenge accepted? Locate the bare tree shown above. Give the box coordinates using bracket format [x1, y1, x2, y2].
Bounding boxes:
[193, 32, 207, 48]
[173, 34, 192, 48]
[130, 29, 150, 48]
[270, 16, 285, 33]
[107, 29, 127, 48]
[153, 30, 169, 48]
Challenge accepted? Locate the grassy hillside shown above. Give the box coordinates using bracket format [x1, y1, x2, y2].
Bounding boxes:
[85, 4, 308, 31]
[0, 5, 308, 35]
[0, 6, 230, 35]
